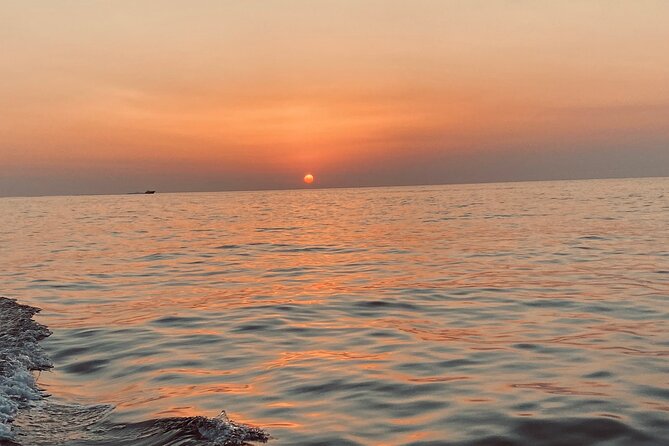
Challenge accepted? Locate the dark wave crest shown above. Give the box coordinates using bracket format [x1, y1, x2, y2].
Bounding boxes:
[0, 297, 269, 446]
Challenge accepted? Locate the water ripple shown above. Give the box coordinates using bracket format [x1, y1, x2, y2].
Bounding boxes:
[1, 178, 668, 445]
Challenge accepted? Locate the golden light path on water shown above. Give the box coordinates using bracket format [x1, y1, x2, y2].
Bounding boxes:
[1, 178, 668, 445]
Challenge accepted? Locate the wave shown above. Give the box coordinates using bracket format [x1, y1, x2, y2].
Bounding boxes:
[0, 297, 269, 446]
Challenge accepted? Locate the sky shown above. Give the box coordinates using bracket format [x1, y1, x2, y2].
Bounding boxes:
[1, 0, 668, 196]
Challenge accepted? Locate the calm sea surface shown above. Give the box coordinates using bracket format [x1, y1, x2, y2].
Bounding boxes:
[1, 178, 668, 445]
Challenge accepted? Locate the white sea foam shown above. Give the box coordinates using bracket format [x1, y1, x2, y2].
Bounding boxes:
[197, 411, 269, 445]
[0, 297, 52, 441]
[0, 297, 268, 445]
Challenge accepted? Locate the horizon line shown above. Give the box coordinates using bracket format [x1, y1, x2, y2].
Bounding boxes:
[1, 173, 667, 199]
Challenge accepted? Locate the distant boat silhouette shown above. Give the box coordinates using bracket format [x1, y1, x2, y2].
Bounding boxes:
[128, 190, 156, 195]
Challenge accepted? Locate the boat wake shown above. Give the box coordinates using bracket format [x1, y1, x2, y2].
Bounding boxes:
[0, 297, 269, 446]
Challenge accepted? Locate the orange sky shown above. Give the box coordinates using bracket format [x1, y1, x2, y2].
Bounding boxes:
[1, 1, 668, 195]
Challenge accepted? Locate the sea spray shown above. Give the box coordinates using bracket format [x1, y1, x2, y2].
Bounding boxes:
[0, 297, 51, 441]
[0, 297, 268, 445]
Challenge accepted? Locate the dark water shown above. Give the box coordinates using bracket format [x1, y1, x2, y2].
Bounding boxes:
[1, 178, 668, 445]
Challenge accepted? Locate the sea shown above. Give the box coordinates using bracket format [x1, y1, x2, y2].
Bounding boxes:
[1, 178, 668, 446]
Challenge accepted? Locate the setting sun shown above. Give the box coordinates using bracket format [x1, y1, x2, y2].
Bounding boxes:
[2, 2, 668, 445]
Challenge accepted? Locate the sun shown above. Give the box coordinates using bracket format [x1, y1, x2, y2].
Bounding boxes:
[303, 174, 314, 184]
